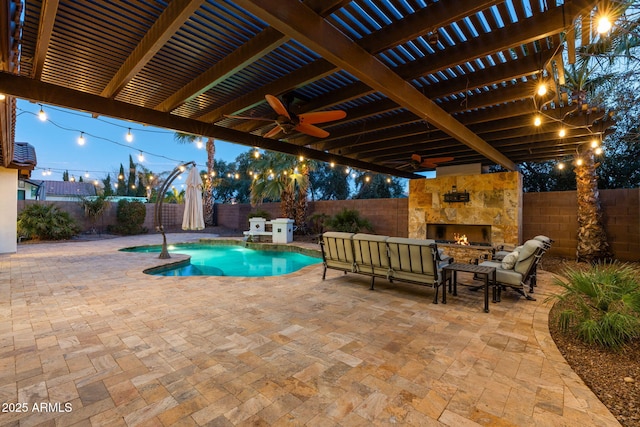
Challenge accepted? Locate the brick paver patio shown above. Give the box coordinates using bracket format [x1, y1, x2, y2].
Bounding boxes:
[0, 233, 619, 426]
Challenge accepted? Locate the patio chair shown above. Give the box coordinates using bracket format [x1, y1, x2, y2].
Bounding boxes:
[320, 232, 356, 279]
[479, 239, 546, 301]
[493, 235, 553, 261]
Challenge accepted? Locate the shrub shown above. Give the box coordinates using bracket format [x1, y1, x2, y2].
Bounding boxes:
[325, 208, 374, 233]
[17, 203, 80, 241]
[78, 195, 109, 233]
[110, 200, 147, 235]
[248, 209, 271, 220]
[308, 213, 330, 235]
[548, 262, 640, 349]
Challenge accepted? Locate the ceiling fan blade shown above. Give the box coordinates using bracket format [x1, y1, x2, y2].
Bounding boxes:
[298, 110, 346, 125]
[263, 125, 282, 139]
[295, 123, 329, 138]
[421, 157, 454, 167]
[265, 94, 290, 119]
[224, 114, 274, 122]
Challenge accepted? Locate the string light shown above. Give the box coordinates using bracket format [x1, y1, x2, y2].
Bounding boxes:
[138, 151, 144, 162]
[536, 82, 547, 96]
[0, 93, 5, 101]
[125, 128, 134, 142]
[330, 162, 335, 168]
[77, 132, 86, 145]
[597, 16, 612, 34]
[196, 137, 203, 149]
[84, 171, 89, 178]
[38, 105, 47, 121]
[558, 128, 566, 138]
[594, 147, 603, 155]
[533, 115, 542, 126]
[575, 158, 584, 166]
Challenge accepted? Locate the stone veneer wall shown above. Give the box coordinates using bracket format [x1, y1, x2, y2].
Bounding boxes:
[408, 171, 522, 246]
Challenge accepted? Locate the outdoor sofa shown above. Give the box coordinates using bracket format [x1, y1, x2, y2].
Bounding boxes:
[319, 232, 453, 303]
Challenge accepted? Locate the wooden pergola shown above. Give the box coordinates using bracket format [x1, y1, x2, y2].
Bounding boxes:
[1, 0, 614, 178]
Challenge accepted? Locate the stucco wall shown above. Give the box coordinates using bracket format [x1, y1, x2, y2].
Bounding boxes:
[0, 168, 17, 253]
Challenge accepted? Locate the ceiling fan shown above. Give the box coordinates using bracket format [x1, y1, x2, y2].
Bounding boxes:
[225, 94, 346, 139]
[410, 154, 455, 169]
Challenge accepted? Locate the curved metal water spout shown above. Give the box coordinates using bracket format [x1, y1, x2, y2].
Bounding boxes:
[154, 161, 196, 259]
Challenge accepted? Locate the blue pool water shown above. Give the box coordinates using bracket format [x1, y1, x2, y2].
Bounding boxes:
[123, 243, 321, 277]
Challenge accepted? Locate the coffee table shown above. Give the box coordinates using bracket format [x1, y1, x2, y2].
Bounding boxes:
[442, 263, 496, 313]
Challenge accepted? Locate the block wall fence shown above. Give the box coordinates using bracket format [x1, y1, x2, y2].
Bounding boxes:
[17, 188, 639, 261]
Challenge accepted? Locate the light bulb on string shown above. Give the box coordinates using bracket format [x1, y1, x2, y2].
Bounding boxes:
[0, 93, 5, 101]
[196, 137, 203, 149]
[595, 147, 603, 155]
[330, 162, 335, 168]
[536, 82, 547, 96]
[557, 162, 565, 170]
[590, 138, 599, 148]
[575, 158, 584, 166]
[84, 171, 89, 178]
[138, 151, 144, 162]
[597, 16, 612, 34]
[38, 105, 47, 121]
[77, 132, 86, 145]
[533, 115, 542, 126]
[126, 128, 133, 143]
[558, 127, 566, 138]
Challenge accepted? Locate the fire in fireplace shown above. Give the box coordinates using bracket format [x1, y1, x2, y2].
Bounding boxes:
[453, 233, 470, 245]
[427, 224, 492, 246]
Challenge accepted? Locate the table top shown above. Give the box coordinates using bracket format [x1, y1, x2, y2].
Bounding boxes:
[443, 262, 496, 274]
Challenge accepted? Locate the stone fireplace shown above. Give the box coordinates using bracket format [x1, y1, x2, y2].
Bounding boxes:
[408, 171, 522, 248]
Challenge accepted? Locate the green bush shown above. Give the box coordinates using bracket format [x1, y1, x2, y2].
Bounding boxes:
[549, 262, 640, 349]
[17, 203, 80, 241]
[248, 209, 271, 220]
[308, 212, 330, 235]
[109, 200, 147, 235]
[325, 208, 374, 233]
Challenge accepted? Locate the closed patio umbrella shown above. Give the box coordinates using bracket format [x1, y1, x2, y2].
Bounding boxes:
[182, 167, 205, 230]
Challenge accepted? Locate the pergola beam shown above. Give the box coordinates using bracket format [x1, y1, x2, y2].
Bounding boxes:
[155, 28, 288, 113]
[100, 0, 205, 99]
[31, 0, 58, 80]
[0, 72, 421, 179]
[233, 0, 517, 170]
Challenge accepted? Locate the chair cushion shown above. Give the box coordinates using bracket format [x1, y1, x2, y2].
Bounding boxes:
[501, 250, 520, 270]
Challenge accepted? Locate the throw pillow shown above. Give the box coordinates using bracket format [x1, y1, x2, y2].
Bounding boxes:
[501, 250, 520, 270]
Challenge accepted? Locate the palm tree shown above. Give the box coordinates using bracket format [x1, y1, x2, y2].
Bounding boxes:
[174, 133, 215, 225]
[560, 63, 613, 262]
[249, 152, 314, 232]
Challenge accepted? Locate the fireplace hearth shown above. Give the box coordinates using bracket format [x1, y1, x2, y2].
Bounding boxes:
[427, 224, 492, 246]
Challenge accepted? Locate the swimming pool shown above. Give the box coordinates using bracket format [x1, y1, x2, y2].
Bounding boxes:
[123, 242, 322, 277]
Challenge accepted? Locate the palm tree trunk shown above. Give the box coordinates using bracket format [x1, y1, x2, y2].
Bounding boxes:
[204, 137, 215, 226]
[575, 151, 613, 262]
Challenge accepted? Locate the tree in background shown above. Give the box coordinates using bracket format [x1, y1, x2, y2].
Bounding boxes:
[353, 172, 405, 199]
[102, 174, 114, 196]
[308, 162, 350, 200]
[116, 164, 126, 196]
[62, 170, 69, 181]
[127, 155, 137, 196]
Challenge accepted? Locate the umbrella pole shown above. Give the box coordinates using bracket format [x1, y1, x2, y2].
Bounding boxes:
[154, 161, 195, 259]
